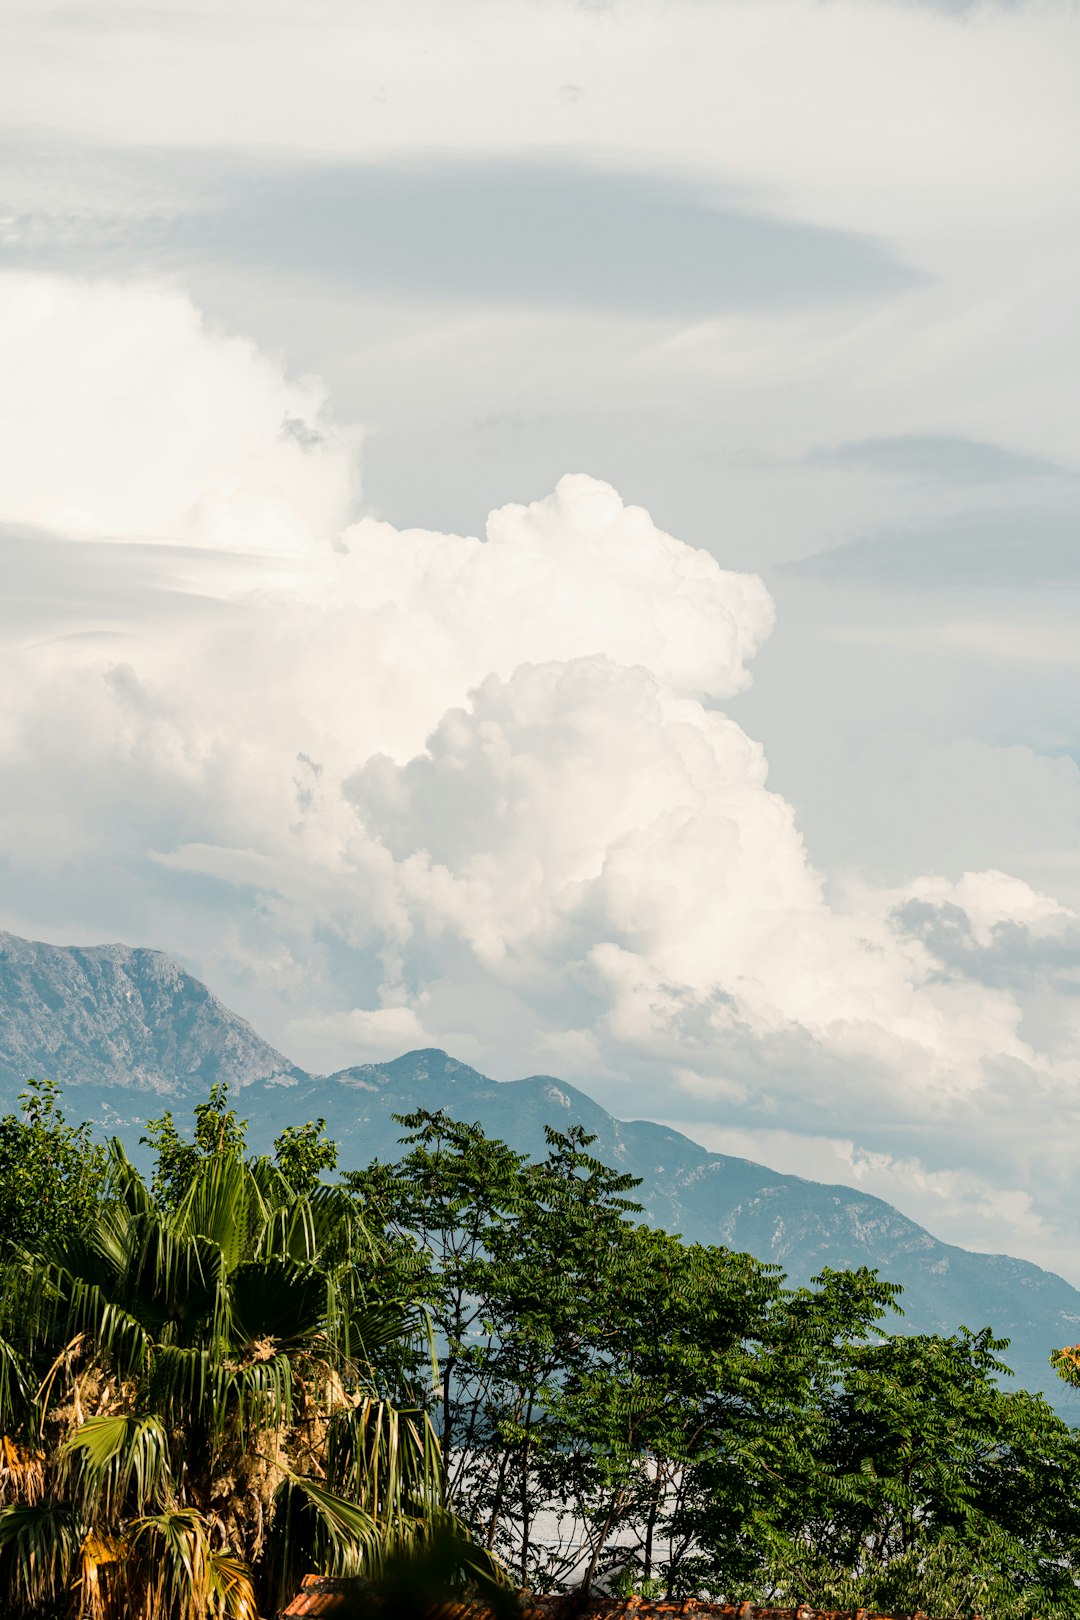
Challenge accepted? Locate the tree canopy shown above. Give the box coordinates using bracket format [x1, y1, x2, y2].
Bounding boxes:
[0, 1091, 496, 1620]
[3, 1086, 1080, 1617]
[350, 1108, 1080, 1614]
[0, 1080, 108, 1255]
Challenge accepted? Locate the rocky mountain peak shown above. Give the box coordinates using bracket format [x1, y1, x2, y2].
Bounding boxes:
[0, 930, 302, 1095]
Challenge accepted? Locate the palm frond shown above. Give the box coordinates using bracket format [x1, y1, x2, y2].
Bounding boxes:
[264, 1473, 506, 1617]
[323, 1269, 416, 1373]
[220, 1354, 295, 1453]
[229, 1258, 325, 1350]
[125, 1216, 222, 1333]
[62, 1279, 151, 1380]
[205, 1545, 259, 1620]
[260, 1473, 385, 1615]
[0, 1336, 33, 1436]
[258, 1198, 316, 1268]
[325, 1400, 442, 1524]
[107, 1141, 154, 1217]
[248, 1155, 294, 1211]
[256, 1184, 373, 1270]
[347, 1525, 516, 1616]
[32, 1197, 133, 1306]
[146, 1344, 215, 1433]
[0, 1499, 82, 1612]
[62, 1413, 172, 1518]
[126, 1506, 253, 1620]
[173, 1153, 266, 1275]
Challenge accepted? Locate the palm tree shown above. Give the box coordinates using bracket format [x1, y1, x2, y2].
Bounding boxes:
[0, 1140, 490, 1619]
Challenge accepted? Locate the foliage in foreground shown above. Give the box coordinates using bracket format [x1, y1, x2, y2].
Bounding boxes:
[0, 1079, 108, 1254]
[0, 1088, 499, 1620]
[4, 1083, 1080, 1617]
[352, 1110, 1080, 1616]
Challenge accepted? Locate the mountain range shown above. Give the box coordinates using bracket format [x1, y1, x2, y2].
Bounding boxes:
[2, 927, 1078, 1415]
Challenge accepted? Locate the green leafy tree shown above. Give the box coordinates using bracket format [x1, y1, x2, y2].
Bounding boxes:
[345, 1112, 532, 1506]
[462, 1122, 648, 1588]
[0, 1099, 499, 1620]
[0, 1080, 108, 1253]
[354, 1111, 1080, 1611]
[659, 1264, 905, 1600]
[736, 1326, 1080, 1617]
[142, 1083, 250, 1210]
[350, 1113, 790, 1591]
[144, 1086, 339, 1207]
[272, 1119, 339, 1198]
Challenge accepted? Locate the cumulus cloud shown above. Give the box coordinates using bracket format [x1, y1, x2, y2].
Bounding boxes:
[344, 657, 1045, 1093]
[4, 269, 1080, 1268]
[0, 272, 358, 553]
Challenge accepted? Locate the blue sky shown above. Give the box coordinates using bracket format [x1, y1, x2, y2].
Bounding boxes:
[2, 0, 1080, 1277]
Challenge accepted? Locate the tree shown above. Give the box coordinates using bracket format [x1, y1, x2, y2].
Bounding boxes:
[354, 1111, 1080, 1611]
[345, 1112, 533, 1513]
[144, 1085, 339, 1206]
[0, 1098, 498, 1620]
[0, 1079, 108, 1254]
[272, 1120, 339, 1198]
[142, 1084, 251, 1210]
[673, 1314, 1080, 1616]
[349, 1112, 792, 1591]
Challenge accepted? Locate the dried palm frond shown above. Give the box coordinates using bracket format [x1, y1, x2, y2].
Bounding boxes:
[125, 1507, 254, 1620]
[77, 1528, 123, 1620]
[0, 1435, 48, 1505]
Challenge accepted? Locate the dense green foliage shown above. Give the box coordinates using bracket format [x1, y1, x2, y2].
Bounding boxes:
[144, 1086, 340, 1208]
[0, 1081, 108, 1253]
[0, 1091, 495, 1620]
[351, 1109, 1080, 1615]
[4, 1085, 1080, 1617]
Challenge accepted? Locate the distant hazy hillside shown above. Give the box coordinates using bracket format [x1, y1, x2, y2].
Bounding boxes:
[0, 930, 302, 1095]
[1, 932, 1077, 1415]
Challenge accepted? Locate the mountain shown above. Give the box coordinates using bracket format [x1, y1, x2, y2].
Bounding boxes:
[1, 931, 1078, 1416]
[239, 1051, 1080, 1411]
[0, 930, 303, 1096]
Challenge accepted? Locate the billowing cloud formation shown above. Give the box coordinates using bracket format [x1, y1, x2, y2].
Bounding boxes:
[4, 271, 1080, 1268]
[346, 663, 1038, 1087]
[0, 273, 357, 553]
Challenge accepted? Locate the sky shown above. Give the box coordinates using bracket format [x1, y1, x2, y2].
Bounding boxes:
[2, 0, 1080, 1277]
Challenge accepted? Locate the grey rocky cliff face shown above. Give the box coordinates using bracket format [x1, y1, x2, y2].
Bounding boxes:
[0, 930, 303, 1094]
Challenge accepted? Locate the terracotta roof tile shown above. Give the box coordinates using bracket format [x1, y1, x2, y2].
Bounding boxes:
[280, 1576, 359, 1617]
[279, 1577, 970, 1620]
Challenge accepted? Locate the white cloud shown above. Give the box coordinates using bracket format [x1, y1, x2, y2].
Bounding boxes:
[344, 654, 1044, 1094]
[0, 272, 358, 553]
[898, 868, 1072, 947]
[285, 1004, 439, 1067]
[4, 267, 1080, 1270]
